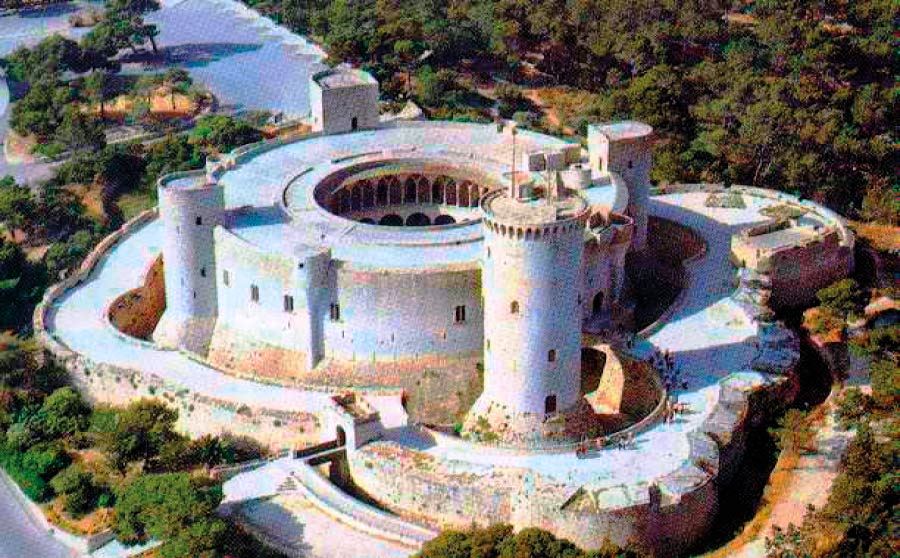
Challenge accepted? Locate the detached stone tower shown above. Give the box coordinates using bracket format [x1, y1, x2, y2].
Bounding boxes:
[464, 179, 590, 445]
[309, 68, 379, 134]
[588, 121, 653, 252]
[153, 173, 224, 354]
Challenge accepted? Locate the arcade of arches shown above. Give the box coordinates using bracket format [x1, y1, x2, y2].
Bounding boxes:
[330, 173, 491, 227]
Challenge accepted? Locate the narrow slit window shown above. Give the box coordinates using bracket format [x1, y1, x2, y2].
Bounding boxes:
[454, 305, 466, 323]
[548, 349, 557, 363]
[223, 270, 230, 286]
[330, 303, 341, 321]
[283, 295, 294, 313]
[250, 284, 259, 303]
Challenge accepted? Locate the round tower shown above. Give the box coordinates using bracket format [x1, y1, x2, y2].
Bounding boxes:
[587, 121, 653, 252]
[464, 186, 589, 445]
[153, 171, 224, 354]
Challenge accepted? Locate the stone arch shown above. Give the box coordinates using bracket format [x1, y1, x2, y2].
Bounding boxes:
[417, 176, 431, 203]
[434, 214, 456, 226]
[406, 212, 431, 226]
[379, 214, 403, 226]
[469, 183, 480, 207]
[525, 229, 532, 240]
[376, 178, 389, 206]
[388, 176, 403, 205]
[338, 189, 351, 214]
[404, 176, 417, 203]
[458, 181, 471, 207]
[432, 177, 445, 204]
[444, 179, 457, 206]
[361, 181, 375, 208]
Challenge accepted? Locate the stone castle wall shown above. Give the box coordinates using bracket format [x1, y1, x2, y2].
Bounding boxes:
[33, 210, 322, 452]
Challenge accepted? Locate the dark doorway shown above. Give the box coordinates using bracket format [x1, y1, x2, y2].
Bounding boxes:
[379, 214, 403, 226]
[544, 394, 557, 414]
[351, 117, 358, 131]
[405, 213, 431, 226]
[592, 292, 604, 315]
[434, 214, 456, 225]
[336, 426, 347, 446]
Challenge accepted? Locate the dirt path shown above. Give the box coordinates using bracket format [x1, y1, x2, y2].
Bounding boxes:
[703, 395, 855, 558]
[523, 89, 572, 134]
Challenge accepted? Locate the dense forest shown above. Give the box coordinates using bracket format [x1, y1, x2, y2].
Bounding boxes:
[243, 0, 897, 222]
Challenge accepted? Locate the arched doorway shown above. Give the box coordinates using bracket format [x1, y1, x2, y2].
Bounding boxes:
[379, 214, 403, 226]
[592, 292, 604, 315]
[544, 394, 557, 414]
[405, 213, 431, 226]
[336, 426, 347, 446]
[434, 214, 456, 225]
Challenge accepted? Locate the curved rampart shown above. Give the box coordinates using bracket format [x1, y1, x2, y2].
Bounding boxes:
[33, 210, 322, 451]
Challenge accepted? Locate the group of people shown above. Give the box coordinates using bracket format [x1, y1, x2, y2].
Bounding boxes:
[654, 348, 689, 393]
[575, 431, 638, 458]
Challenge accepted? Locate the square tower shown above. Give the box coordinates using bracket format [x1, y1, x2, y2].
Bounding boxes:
[309, 68, 380, 135]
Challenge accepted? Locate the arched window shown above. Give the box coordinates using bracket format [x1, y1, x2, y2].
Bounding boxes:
[548, 349, 556, 362]
[510, 301, 519, 314]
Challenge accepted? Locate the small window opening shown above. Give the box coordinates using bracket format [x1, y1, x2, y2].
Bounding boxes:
[510, 301, 519, 314]
[195, 216, 203, 226]
[223, 270, 230, 286]
[548, 349, 557, 362]
[250, 284, 259, 303]
[454, 305, 466, 323]
[283, 295, 294, 313]
[200, 267, 206, 278]
[330, 303, 341, 321]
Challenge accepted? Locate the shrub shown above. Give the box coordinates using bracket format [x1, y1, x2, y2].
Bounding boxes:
[51, 463, 101, 516]
[39, 387, 90, 438]
[835, 388, 871, 429]
[870, 359, 899, 408]
[815, 279, 866, 320]
[770, 409, 814, 454]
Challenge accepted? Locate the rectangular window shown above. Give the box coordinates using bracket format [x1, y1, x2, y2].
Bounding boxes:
[200, 267, 207, 278]
[454, 305, 466, 323]
[283, 295, 294, 313]
[223, 270, 230, 286]
[250, 284, 259, 303]
[195, 216, 203, 226]
[330, 303, 340, 321]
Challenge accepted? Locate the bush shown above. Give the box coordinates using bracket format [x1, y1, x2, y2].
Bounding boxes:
[114, 473, 225, 558]
[815, 279, 866, 320]
[835, 388, 871, 429]
[50, 463, 101, 516]
[770, 409, 814, 454]
[39, 387, 90, 439]
[0, 441, 71, 502]
[870, 359, 899, 408]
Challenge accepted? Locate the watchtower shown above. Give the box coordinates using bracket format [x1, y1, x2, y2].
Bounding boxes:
[153, 172, 224, 354]
[309, 68, 380, 135]
[465, 182, 589, 443]
[587, 121, 653, 252]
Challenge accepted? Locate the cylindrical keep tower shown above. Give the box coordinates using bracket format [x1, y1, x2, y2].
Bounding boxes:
[587, 121, 653, 252]
[153, 171, 224, 353]
[465, 187, 589, 444]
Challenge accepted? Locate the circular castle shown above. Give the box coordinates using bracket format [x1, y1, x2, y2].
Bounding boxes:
[36, 69, 856, 555]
